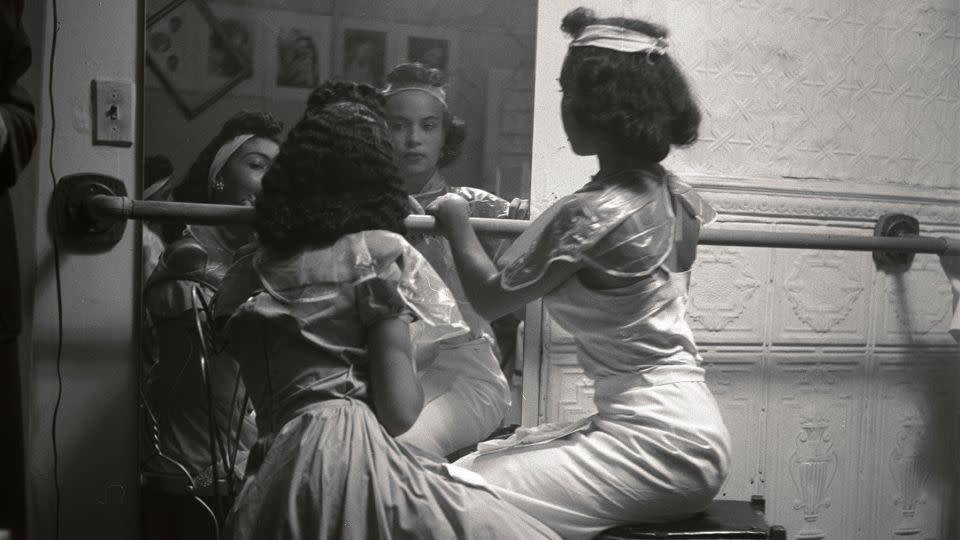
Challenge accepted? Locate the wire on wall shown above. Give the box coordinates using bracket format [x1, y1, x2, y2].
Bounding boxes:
[45, 0, 64, 538]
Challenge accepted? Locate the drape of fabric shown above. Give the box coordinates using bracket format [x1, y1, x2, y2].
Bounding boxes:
[216, 230, 558, 540]
[456, 168, 731, 539]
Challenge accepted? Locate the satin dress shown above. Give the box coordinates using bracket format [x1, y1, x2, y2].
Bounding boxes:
[214, 230, 559, 540]
[455, 167, 733, 540]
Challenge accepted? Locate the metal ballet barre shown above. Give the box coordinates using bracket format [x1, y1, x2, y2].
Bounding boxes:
[79, 194, 960, 257]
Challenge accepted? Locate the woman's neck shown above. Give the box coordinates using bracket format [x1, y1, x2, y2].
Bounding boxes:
[404, 168, 438, 195]
[594, 146, 659, 181]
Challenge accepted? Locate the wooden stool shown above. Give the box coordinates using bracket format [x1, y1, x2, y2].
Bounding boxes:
[597, 496, 786, 539]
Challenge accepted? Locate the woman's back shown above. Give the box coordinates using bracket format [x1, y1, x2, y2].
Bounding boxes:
[500, 169, 713, 380]
[215, 230, 559, 540]
[216, 230, 468, 433]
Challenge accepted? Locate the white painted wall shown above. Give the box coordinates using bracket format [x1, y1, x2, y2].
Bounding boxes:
[531, 1, 960, 539]
[25, 1, 141, 539]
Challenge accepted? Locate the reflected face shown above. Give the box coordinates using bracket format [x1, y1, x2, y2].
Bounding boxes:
[214, 136, 280, 206]
[385, 91, 445, 184]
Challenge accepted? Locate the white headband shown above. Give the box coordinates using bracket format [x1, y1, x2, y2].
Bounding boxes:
[382, 85, 448, 108]
[207, 134, 256, 196]
[143, 176, 170, 200]
[570, 24, 669, 55]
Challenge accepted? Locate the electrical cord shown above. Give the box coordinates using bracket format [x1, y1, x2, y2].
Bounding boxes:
[45, 0, 63, 539]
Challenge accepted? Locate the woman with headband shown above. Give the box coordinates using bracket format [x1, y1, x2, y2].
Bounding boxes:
[381, 62, 528, 460]
[427, 9, 731, 538]
[140, 111, 282, 533]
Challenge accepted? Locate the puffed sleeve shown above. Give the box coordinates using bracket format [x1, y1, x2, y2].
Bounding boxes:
[355, 264, 418, 326]
[498, 175, 717, 291]
[353, 232, 470, 344]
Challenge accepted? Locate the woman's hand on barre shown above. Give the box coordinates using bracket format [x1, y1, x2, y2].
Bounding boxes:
[425, 193, 471, 238]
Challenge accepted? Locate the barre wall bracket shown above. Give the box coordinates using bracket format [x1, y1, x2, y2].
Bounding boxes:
[53, 173, 128, 251]
[873, 213, 919, 274]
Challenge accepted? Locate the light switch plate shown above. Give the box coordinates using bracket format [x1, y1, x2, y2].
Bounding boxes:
[92, 79, 134, 147]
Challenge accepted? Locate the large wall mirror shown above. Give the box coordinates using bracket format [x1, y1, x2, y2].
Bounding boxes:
[138, 0, 537, 535]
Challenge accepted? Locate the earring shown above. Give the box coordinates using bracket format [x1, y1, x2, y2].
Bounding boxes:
[212, 176, 225, 193]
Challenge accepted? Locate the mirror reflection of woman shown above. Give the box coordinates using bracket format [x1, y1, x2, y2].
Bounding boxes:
[382, 63, 529, 460]
[140, 111, 282, 533]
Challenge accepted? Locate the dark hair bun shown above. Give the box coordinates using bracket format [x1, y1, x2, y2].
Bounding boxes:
[558, 7, 697, 163]
[561, 7, 597, 38]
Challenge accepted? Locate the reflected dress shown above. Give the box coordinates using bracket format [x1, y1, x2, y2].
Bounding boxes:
[455, 167, 733, 540]
[214, 230, 559, 540]
[398, 172, 522, 458]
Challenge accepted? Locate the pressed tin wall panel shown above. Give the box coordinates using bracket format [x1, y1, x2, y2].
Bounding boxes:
[531, 1, 960, 539]
[870, 352, 957, 539]
[770, 225, 874, 346]
[876, 254, 958, 346]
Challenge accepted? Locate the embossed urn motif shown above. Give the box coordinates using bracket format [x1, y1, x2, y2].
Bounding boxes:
[790, 415, 837, 540]
[889, 415, 929, 536]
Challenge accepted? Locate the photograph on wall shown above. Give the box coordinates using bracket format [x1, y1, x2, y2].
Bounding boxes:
[204, 3, 265, 97]
[263, 12, 331, 100]
[342, 29, 387, 86]
[145, 0, 249, 117]
[208, 17, 254, 81]
[277, 29, 319, 88]
[407, 36, 449, 71]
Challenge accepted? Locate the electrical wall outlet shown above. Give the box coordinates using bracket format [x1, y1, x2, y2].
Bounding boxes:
[92, 79, 134, 147]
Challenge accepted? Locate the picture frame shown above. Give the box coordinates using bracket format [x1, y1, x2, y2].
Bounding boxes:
[334, 20, 459, 89]
[262, 12, 332, 101]
[335, 19, 403, 87]
[144, 0, 252, 118]
[394, 22, 458, 79]
[204, 3, 266, 97]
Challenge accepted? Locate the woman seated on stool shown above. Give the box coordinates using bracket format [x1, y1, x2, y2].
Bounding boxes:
[428, 8, 732, 539]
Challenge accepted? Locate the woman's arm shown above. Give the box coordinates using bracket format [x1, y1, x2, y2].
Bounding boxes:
[427, 194, 581, 321]
[366, 316, 424, 436]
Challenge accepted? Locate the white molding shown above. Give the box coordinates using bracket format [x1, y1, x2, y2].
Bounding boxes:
[681, 174, 960, 225]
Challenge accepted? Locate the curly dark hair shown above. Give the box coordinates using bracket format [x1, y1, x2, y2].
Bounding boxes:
[254, 81, 410, 251]
[559, 7, 700, 162]
[383, 62, 467, 168]
[162, 110, 284, 242]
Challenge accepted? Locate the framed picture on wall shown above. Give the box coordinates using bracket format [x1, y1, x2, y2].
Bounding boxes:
[263, 12, 332, 101]
[204, 3, 265, 97]
[342, 29, 388, 86]
[145, 0, 252, 118]
[334, 21, 458, 88]
[407, 36, 450, 72]
[335, 19, 403, 87]
[398, 24, 457, 76]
